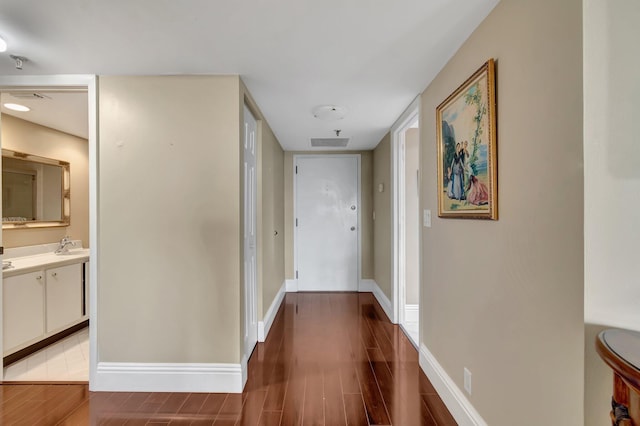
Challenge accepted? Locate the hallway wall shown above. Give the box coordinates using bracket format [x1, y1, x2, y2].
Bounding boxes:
[372, 134, 392, 300]
[98, 75, 243, 364]
[284, 151, 373, 282]
[418, 0, 584, 423]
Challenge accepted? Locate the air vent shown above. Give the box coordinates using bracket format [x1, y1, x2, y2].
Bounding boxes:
[310, 137, 350, 148]
[9, 92, 51, 100]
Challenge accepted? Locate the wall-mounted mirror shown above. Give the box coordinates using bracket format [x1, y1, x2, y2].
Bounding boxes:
[2, 149, 70, 229]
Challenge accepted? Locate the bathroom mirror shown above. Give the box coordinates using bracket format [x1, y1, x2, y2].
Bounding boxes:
[2, 149, 70, 229]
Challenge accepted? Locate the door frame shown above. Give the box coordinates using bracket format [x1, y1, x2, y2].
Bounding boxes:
[0, 74, 97, 385]
[391, 96, 420, 326]
[242, 104, 258, 364]
[293, 154, 362, 291]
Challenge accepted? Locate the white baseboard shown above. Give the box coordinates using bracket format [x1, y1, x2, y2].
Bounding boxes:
[419, 344, 487, 426]
[94, 362, 244, 393]
[258, 281, 286, 342]
[405, 304, 419, 323]
[285, 279, 297, 292]
[371, 281, 393, 322]
[359, 279, 375, 292]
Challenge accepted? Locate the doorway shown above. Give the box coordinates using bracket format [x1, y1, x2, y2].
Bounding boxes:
[294, 155, 360, 292]
[392, 99, 420, 347]
[0, 76, 97, 384]
[243, 105, 258, 363]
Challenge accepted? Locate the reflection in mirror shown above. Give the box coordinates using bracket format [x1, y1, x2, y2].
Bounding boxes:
[2, 149, 70, 228]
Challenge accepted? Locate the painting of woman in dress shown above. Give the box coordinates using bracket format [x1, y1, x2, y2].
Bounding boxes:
[436, 58, 497, 219]
[467, 175, 489, 205]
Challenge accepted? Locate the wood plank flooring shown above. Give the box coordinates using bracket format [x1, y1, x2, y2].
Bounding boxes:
[0, 292, 456, 425]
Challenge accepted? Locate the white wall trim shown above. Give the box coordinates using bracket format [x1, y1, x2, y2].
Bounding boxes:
[94, 362, 244, 393]
[241, 354, 248, 389]
[0, 75, 98, 384]
[405, 304, 419, 323]
[371, 281, 393, 322]
[359, 279, 376, 292]
[391, 95, 421, 325]
[258, 281, 285, 342]
[285, 279, 298, 292]
[419, 344, 488, 426]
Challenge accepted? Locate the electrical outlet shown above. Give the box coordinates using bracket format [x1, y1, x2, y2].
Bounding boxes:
[464, 367, 472, 395]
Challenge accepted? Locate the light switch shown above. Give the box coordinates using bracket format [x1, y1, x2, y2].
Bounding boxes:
[423, 209, 431, 228]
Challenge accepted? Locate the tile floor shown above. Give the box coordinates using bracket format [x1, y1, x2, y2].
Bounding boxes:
[3, 327, 89, 381]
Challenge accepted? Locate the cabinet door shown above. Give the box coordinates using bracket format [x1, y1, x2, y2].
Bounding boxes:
[3, 271, 45, 354]
[46, 263, 83, 334]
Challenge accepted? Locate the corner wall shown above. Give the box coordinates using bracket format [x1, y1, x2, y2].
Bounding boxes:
[98, 76, 242, 365]
[1, 115, 89, 248]
[419, 0, 584, 424]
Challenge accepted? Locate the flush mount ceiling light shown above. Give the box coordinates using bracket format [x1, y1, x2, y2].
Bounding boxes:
[4, 103, 30, 112]
[312, 105, 347, 121]
[0, 36, 6, 52]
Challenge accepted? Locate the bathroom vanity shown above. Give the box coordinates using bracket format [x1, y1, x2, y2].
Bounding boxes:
[2, 242, 89, 364]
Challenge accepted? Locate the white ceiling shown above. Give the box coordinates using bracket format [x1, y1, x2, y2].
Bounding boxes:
[1, 90, 88, 139]
[0, 0, 499, 150]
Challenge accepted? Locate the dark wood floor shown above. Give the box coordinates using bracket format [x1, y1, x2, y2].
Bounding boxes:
[0, 292, 456, 425]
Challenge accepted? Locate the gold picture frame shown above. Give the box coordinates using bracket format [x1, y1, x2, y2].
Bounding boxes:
[436, 58, 497, 219]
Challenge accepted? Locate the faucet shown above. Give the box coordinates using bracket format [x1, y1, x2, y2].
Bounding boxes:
[55, 236, 76, 254]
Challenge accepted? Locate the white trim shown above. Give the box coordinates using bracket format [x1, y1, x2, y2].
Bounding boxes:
[293, 154, 361, 292]
[372, 281, 393, 322]
[359, 279, 376, 292]
[0, 75, 98, 385]
[391, 95, 421, 325]
[94, 362, 244, 393]
[285, 279, 298, 292]
[419, 344, 488, 426]
[258, 281, 285, 342]
[405, 304, 419, 323]
[241, 354, 248, 389]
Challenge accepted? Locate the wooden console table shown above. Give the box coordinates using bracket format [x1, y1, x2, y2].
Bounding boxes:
[597, 329, 640, 425]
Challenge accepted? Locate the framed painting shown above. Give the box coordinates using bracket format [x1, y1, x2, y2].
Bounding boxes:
[436, 58, 497, 219]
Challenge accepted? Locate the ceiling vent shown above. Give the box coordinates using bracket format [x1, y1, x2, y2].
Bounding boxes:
[9, 92, 51, 100]
[310, 137, 350, 148]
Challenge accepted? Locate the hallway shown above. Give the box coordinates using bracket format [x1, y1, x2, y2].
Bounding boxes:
[0, 293, 455, 425]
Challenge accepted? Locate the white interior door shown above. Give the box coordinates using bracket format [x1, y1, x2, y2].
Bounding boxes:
[295, 155, 359, 292]
[243, 106, 258, 359]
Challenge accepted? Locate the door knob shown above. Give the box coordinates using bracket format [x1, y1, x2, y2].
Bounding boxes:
[350, 226, 356, 231]
[350, 205, 356, 210]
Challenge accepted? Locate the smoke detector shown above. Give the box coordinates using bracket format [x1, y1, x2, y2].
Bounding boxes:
[312, 105, 347, 121]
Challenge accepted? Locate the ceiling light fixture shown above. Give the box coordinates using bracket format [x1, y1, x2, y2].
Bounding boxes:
[312, 105, 347, 121]
[0, 36, 6, 52]
[4, 103, 31, 112]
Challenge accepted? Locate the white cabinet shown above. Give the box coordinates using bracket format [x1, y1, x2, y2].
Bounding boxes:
[46, 263, 83, 334]
[3, 271, 45, 353]
[3, 261, 86, 356]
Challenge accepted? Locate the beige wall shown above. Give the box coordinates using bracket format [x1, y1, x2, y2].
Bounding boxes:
[98, 76, 242, 364]
[284, 150, 373, 281]
[404, 128, 420, 305]
[419, 0, 584, 424]
[1, 115, 89, 248]
[373, 134, 392, 300]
